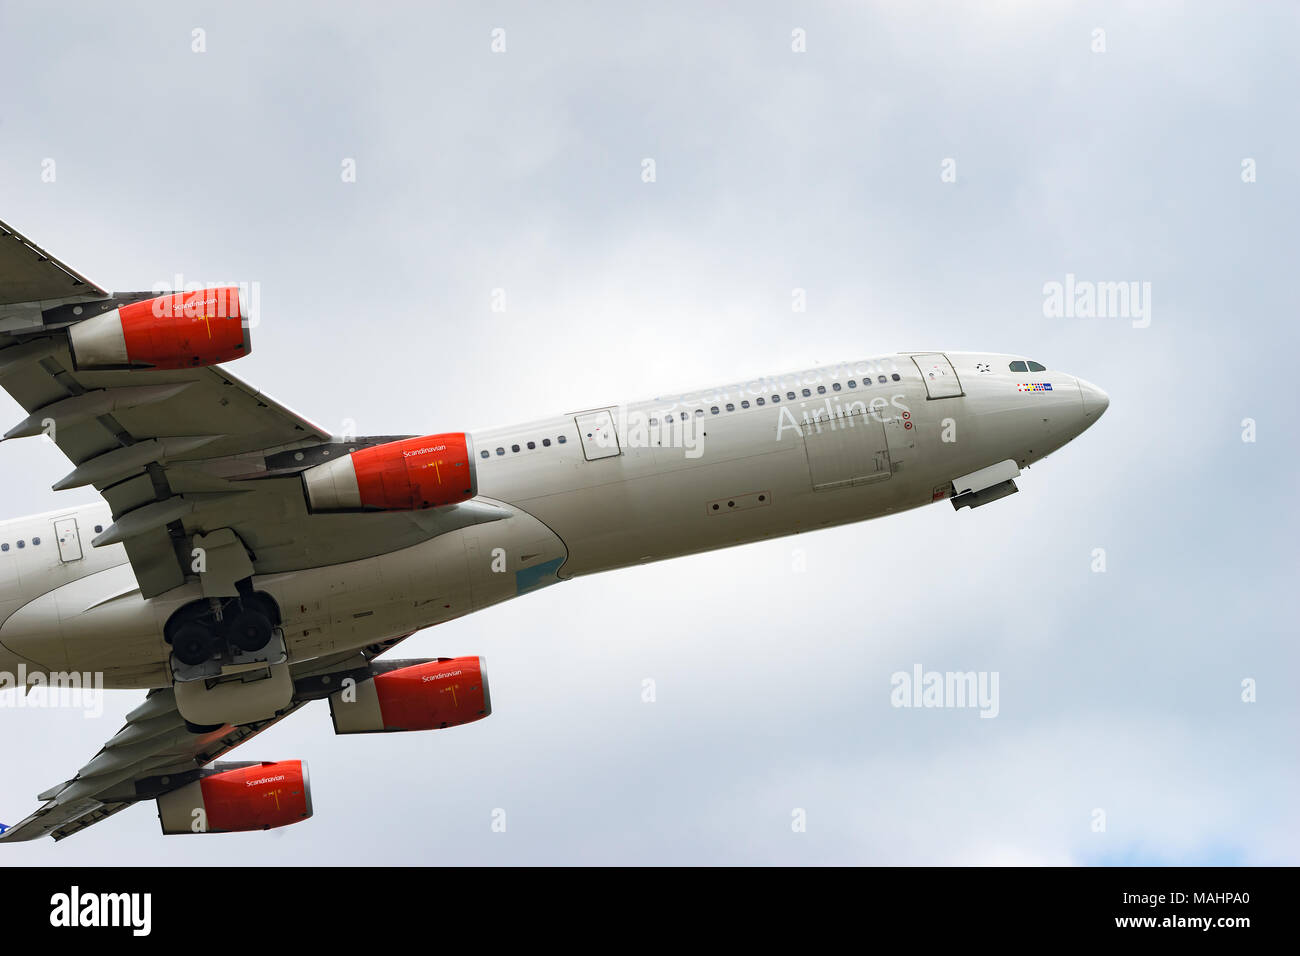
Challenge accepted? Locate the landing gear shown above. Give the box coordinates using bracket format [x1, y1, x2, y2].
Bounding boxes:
[184, 719, 225, 734]
[227, 609, 273, 653]
[172, 623, 217, 667]
[165, 591, 281, 668]
[166, 589, 290, 729]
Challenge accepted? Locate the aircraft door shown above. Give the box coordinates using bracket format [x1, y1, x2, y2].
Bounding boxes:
[54, 517, 83, 562]
[802, 410, 890, 490]
[912, 353, 964, 399]
[575, 409, 621, 461]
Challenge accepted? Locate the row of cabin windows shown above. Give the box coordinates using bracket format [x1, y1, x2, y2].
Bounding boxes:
[1009, 361, 1047, 372]
[481, 434, 569, 458]
[476, 373, 905, 458]
[652, 374, 902, 425]
[1, 524, 102, 553]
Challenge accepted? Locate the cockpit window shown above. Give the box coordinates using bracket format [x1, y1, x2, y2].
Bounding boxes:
[1027, 361, 1046, 372]
[1009, 361, 1027, 372]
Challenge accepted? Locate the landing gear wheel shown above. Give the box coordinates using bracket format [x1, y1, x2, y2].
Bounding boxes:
[184, 719, 224, 734]
[228, 609, 273, 653]
[172, 623, 216, 666]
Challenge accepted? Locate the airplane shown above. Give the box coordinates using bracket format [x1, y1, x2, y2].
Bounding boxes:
[0, 217, 1107, 841]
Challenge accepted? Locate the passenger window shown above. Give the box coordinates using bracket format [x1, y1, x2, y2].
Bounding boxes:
[756, 397, 765, 405]
[725, 403, 734, 412]
[32, 537, 40, 545]
[558, 435, 567, 443]
[891, 373, 901, 381]
[832, 382, 841, 391]
[527, 441, 535, 450]
[848, 380, 857, 387]
[1, 544, 7, 552]
[710, 406, 719, 415]
[17, 541, 24, 549]
[741, 400, 750, 409]
[94, 525, 103, 533]
[1009, 361, 1027, 372]
[695, 409, 704, 417]
[801, 388, 811, 397]
[786, 392, 796, 400]
[480, 450, 490, 459]
[1028, 361, 1046, 372]
[877, 376, 887, 384]
[816, 386, 826, 395]
[496, 447, 505, 456]
[543, 438, 551, 447]
[771, 394, 780, 403]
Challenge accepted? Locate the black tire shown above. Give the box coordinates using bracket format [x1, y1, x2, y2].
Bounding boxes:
[172, 623, 215, 666]
[184, 719, 224, 734]
[228, 608, 273, 653]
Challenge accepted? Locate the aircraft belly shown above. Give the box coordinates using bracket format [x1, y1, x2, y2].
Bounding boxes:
[0, 563, 171, 687]
[0, 502, 567, 689]
[263, 500, 567, 662]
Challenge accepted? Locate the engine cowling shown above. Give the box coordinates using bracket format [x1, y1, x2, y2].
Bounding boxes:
[329, 657, 491, 733]
[302, 433, 476, 512]
[68, 287, 250, 370]
[155, 760, 312, 835]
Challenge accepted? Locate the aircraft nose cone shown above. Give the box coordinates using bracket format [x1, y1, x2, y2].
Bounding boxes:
[1077, 377, 1109, 419]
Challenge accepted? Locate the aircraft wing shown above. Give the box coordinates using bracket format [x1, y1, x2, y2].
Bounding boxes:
[0, 217, 493, 597]
[0, 218, 108, 307]
[0, 648, 380, 842]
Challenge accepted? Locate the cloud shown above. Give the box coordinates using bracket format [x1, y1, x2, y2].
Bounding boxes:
[0, 0, 1295, 864]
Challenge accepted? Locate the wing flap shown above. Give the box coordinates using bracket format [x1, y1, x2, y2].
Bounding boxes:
[0, 694, 299, 842]
[0, 643, 399, 843]
[0, 219, 107, 307]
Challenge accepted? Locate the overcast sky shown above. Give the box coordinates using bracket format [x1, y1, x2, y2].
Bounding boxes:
[1, 1, 1296, 864]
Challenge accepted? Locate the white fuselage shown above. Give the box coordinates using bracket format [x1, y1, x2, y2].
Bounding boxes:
[0, 351, 1106, 688]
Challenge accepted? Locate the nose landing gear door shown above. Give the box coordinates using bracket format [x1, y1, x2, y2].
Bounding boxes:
[912, 353, 964, 399]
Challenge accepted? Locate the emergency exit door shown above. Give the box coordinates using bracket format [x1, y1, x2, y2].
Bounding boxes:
[575, 409, 621, 460]
[54, 517, 83, 562]
[912, 353, 964, 399]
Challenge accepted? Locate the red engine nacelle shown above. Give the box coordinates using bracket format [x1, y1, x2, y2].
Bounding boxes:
[302, 433, 476, 511]
[329, 657, 492, 733]
[155, 760, 312, 835]
[68, 287, 250, 370]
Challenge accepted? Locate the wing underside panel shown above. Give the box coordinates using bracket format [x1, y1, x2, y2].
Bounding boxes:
[0, 218, 108, 308]
[0, 649, 379, 842]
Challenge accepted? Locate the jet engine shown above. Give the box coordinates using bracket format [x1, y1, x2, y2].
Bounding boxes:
[302, 433, 476, 512]
[68, 286, 250, 370]
[155, 760, 312, 835]
[329, 657, 491, 733]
